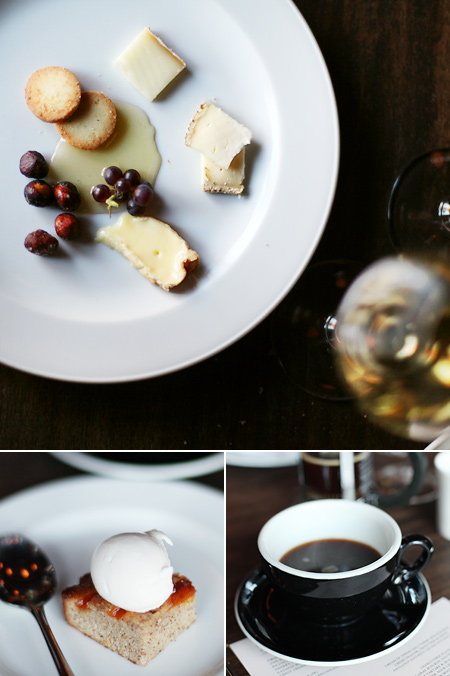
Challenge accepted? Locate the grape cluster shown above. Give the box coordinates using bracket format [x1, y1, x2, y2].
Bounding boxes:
[20, 150, 82, 255]
[92, 165, 154, 216]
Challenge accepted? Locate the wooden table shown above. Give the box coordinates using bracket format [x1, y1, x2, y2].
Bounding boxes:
[226, 454, 450, 676]
[2, 0, 448, 450]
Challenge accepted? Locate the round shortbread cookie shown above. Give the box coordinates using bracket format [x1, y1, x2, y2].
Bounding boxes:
[55, 91, 117, 150]
[25, 67, 81, 123]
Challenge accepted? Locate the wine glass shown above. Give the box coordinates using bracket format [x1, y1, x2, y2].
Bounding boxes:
[388, 148, 450, 259]
[271, 147, 450, 408]
[271, 259, 363, 400]
[333, 255, 450, 442]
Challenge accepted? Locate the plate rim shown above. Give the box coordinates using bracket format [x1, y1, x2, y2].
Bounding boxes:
[0, 474, 224, 517]
[50, 451, 225, 481]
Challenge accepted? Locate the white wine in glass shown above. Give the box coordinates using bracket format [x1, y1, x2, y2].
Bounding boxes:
[334, 256, 450, 441]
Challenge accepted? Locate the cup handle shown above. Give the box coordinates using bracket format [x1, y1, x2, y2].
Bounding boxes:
[378, 452, 428, 509]
[392, 534, 434, 584]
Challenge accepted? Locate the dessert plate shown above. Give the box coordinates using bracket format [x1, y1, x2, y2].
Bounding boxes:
[0, 476, 224, 676]
[51, 451, 224, 480]
[235, 566, 430, 666]
[0, 0, 338, 382]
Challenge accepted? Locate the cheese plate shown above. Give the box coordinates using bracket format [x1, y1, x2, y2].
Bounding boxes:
[0, 0, 339, 382]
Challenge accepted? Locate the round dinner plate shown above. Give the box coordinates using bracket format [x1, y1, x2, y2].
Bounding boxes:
[0, 476, 224, 676]
[0, 0, 339, 382]
[51, 451, 224, 480]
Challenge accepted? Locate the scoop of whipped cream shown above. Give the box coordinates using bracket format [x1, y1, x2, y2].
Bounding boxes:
[90, 529, 174, 612]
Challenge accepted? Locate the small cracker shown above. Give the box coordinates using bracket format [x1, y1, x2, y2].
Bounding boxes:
[25, 66, 81, 123]
[202, 148, 245, 194]
[55, 91, 117, 150]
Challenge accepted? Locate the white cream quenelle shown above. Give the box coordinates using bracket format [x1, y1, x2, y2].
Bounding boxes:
[90, 530, 174, 612]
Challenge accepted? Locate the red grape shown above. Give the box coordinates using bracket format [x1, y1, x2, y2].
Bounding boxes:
[91, 184, 112, 203]
[103, 166, 123, 186]
[127, 199, 146, 216]
[115, 177, 132, 199]
[123, 169, 141, 187]
[133, 182, 154, 207]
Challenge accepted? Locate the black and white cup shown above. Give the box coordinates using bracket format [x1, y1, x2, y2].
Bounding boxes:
[258, 499, 433, 623]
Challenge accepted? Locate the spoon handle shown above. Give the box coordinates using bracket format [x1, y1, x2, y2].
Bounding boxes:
[30, 606, 76, 676]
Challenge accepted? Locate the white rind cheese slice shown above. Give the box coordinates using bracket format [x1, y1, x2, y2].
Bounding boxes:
[202, 148, 245, 194]
[185, 101, 252, 170]
[114, 27, 186, 102]
[96, 213, 199, 291]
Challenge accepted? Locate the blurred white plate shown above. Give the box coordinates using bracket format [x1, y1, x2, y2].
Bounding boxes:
[226, 452, 299, 467]
[0, 0, 338, 382]
[425, 428, 450, 450]
[0, 476, 223, 676]
[51, 451, 224, 480]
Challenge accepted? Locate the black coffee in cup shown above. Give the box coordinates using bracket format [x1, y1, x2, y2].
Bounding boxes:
[280, 538, 380, 573]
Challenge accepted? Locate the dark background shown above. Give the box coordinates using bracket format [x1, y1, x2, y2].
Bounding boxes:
[1, 1, 447, 450]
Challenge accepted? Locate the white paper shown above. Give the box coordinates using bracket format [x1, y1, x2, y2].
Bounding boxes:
[230, 597, 450, 676]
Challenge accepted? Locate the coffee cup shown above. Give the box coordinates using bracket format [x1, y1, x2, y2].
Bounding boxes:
[257, 499, 433, 623]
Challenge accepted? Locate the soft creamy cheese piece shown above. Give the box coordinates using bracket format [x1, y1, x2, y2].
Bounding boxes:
[114, 27, 186, 101]
[202, 148, 245, 194]
[91, 530, 174, 613]
[96, 213, 199, 291]
[185, 101, 252, 170]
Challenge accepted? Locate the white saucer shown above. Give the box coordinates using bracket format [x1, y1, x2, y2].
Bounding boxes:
[235, 566, 431, 666]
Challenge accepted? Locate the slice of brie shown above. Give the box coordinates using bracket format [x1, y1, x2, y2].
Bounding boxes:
[114, 27, 186, 102]
[202, 148, 245, 194]
[96, 213, 199, 291]
[185, 101, 252, 170]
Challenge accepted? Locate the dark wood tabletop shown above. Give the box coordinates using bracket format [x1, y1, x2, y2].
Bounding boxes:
[226, 453, 449, 676]
[2, 1, 448, 450]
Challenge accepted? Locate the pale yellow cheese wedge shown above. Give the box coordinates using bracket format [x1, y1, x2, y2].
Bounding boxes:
[185, 101, 252, 170]
[114, 27, 186, 101]
[201, 148, 245, 194]
[96, 213, 199, 291]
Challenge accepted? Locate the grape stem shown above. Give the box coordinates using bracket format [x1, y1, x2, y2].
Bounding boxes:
[105, 194, 119, 217]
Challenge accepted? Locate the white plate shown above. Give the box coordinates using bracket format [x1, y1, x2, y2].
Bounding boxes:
[425, 428, 450, 449]
[51, 451, 224, 480]
[0, 0, 339, 382]
[226, 452, 299, 467]
[0, 476, 224, 676]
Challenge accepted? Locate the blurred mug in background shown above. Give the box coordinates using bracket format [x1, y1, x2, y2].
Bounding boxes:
[434, 452, 450, 539]
[299, 452, 428, 508]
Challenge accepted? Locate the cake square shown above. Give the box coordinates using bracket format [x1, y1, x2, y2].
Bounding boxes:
[62, 573, 196, 666]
